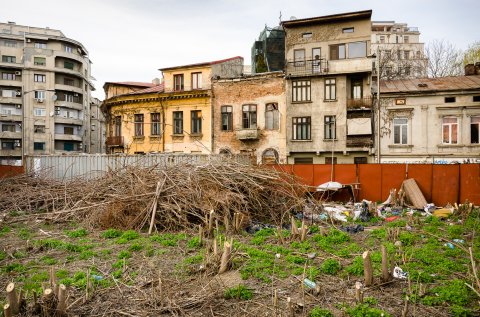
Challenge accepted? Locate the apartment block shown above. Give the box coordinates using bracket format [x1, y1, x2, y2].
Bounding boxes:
[371, 21, 427, 79]
[212, 71, 286, 163]
[0, 21, 97, 164]
[282, 10, 374, 164]
[379, 73, 480, 163]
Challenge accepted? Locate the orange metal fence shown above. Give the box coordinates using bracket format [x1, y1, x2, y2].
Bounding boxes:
[275, 164, 480, 206]
[0, 165, 24, 178]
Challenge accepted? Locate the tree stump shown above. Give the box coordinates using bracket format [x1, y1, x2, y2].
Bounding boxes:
[362, 251, 373, 287]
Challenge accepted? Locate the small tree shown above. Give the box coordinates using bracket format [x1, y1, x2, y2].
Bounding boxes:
[464, 41, 480, 65]
[425, 39, 463, 78]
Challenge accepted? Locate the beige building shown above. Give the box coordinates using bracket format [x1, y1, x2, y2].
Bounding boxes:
[89, 97, 106, 154]
[379, 74, 480, 163]
[282, 10, 374, 164]
[212, 71, 286, 163]
[0, 21, 96, 164]
[371, 21, 427, 79]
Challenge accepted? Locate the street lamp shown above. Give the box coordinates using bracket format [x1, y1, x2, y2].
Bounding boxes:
[369, 48, 381, 163]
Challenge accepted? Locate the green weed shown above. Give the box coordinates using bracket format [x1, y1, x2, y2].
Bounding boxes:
[320, 258, 341, 275]
[224, 285, 253, 300]
[116, 230, 140, 244]
[65, 228, 88, 238]
[101, 228, 123, 239]
[187, 236, 202, 248]
[309, 307, 333, 317]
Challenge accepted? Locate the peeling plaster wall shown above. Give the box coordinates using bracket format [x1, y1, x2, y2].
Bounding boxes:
[212, 73, 287, 163]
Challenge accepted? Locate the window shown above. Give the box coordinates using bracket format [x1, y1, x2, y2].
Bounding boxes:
[191, 72, 202, 89]
[114, 116, 122, 136]
[34, 74, 46, 82]
[294, 49, 305, 66]
[173, 111, 183, 134]
[64, 142, 74, 151]
[324, 116, 336, 139]
[64, 78, 74, 86]
[34, 42, 47, 49]
[221, 105, 232, 131]
[134, 114, 144, 136]
[34, 108, 46, 116]
[404, 36, 409, 43]
[4, 40, 16, 47]
[34, 142, 45, 150]
[348, 41, 367, 58]
[294, 157, 313, 164]
[445, 97, 456, 103]
[342, 27, 354, 33]
[302, 32, 312, 39]
[292, 80, 311, 102]
[65, 94, 74, 102]
[393, 118, 408, 144]
[351, 79, 362, 99]
[325, 157, 337, 165]
[64, 45, 73, 53]
[34, 125, 45, 133]
[64, 61, 74, 70]
[2, 55, 16, 63]
[2, 141, 14, 150]
[265, 103, 279, 130]
[173, 74, 184, 91]
[34, 90, 45, 100]
[292, 117, 311, 140]
[151, 113, 161, 136]
[325, 78, 336, 100]
[1, 124, 15, 132]
[442, 117, 458, 144]
[354, 157, 368, 164]
[2, 73, 15, 80]
[330, 44, 345, 60]
[312, 47, 321, 73]
[262, 149, 279, 164]
[379, 36, 385, 44]
[34, 57, 46, 66]
[242, 104, 257, 129]
[471, 116, 480, 144]
[473, 96, 480, 102]
[64, 127, 74, 135]
[404, 50, 410, 59]
[190, 110, 202, 134]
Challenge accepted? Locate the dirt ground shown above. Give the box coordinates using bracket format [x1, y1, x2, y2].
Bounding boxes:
[0, 209, 479, 317]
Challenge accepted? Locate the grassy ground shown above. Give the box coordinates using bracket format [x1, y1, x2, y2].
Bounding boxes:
[0, 208, 479, 316]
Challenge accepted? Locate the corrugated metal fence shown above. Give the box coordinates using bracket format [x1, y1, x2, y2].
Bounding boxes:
[24, 154, 252, 181]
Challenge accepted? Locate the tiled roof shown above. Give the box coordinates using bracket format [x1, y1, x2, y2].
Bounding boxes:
[281, 10, 372, 27]
[123, 83, 164, 95]
[380, 76, 480, 94]
[159, 56, 243, 71]
[104, 81, 156, 88]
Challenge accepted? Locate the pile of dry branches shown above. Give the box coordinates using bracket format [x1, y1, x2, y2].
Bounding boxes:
[0, 160, 308, 230]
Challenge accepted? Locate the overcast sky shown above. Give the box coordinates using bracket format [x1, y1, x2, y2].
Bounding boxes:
[3, 0, 479, 99]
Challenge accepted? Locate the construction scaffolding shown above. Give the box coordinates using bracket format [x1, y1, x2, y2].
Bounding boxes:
[251, 25, 285, 74]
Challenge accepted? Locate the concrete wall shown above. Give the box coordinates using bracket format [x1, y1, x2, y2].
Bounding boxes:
[212, 72, 287, 163]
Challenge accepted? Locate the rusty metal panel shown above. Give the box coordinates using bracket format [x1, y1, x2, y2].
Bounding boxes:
[292, 164, 314, 187]
[380, 164, 406, 202]
[0, 165, 24, 178]
[334, 164, 357, 185]
[358, 164, 382, 202]
[432, 165, 460, 206]
[312, 165, 332, 187]
[459, 164, 480, 205]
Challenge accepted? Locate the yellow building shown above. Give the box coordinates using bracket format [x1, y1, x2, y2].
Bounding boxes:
[102, 57, 244, 154]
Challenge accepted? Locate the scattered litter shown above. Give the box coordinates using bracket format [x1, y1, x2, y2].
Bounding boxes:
[245, 221, 276, 234]
[433, 208, 454, 218]
[394, 241, 403, 247]
[91, 274, 103, 281]
[444, 242, 455, 249]
[393, 266, 408, 279]
[324, 206, 348, 222]
[303, 278, 317, 289]
[402, 179, 428, 209]
[424, 203, 436, 214]
[340, 224, 364, 234]
[385, 216, 400, 222]
[452, 239, 464, 244]
[307, 253, 316, 259]
[317, 181, 343, 191]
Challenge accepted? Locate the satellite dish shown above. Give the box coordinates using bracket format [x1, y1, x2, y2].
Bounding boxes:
[51, 93, 57, 101]
[290, 16, 297, 20]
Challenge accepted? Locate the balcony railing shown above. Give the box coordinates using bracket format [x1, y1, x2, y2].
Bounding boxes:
[347, 96, 373, 109]
[163, 84, 212, 93]
[346, 136, 373, 148]
[106, 136, 124, 147]
[236, 128, 259, 140]
[285, 59, 329, 77]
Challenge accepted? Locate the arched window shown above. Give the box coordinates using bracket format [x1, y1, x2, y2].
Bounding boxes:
[262, 148, 279, 164]
[219, 148, 232, 156]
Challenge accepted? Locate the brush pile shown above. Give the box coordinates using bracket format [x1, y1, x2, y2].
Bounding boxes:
[0, 159, 308, 230]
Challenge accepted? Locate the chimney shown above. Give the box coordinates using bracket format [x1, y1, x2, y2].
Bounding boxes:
[475, 62, 480, 75]
[465, 64, 476, 76]
[152, 78, 160, 85]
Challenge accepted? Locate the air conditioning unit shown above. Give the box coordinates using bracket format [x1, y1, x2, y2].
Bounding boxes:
[55, 106, 60, 111]
[26, 39, 31, 43]
[74, 93, 79, 97]
[15, 104, 21, 109]
[35, 98, 44, 103]
[14, 140, 21, 147]
[16, 91, 21, 96]
[14, 71, 21, 76]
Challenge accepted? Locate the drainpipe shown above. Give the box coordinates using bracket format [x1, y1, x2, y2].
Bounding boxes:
[376, 48, 381, 163]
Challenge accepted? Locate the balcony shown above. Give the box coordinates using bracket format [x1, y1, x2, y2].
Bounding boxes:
[54, 83, 83, 94]
[347, 96, 373, 110]
[54, 100, 83, 111]
[106, 136, 124, 147]
[0, 148, 22, 157]
[236, 128, 259, 141]
[0, 113, 22, 121]
[285, 59, 328, 77]
[328, 58, 372, 74]
[54, 133, 82, 142]
[54, 116, 84, 125]
[0, 131, 21, 139]
[346, 136, 373, 148]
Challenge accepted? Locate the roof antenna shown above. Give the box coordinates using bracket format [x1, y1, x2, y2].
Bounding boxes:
[279, 11, 282, 23]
